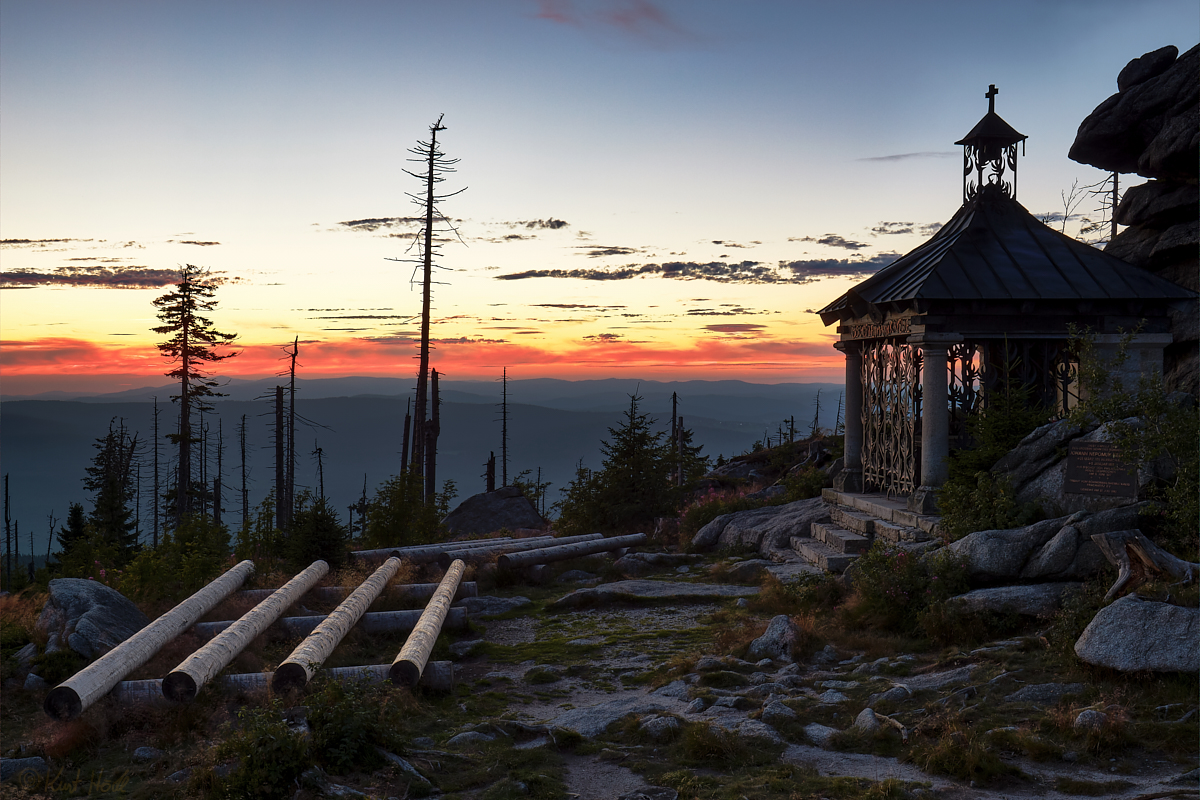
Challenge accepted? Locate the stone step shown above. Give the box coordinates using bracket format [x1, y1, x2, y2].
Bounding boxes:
[810, 522, 871, 554]
[873, 519, 932, 544]
[822, 489, 942, 539]
[830, 506, 876, 535]
[791, 536, 857, 573]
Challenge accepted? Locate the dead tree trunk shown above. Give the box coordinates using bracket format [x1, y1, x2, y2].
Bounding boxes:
[425, 368, 440, 504]
[401, 397, 411, 475]
[1091, 529, 1199, 601]
[274, 386, 285, 530]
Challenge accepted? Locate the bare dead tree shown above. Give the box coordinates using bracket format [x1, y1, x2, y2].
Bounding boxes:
[287, 337, 298, 523]
[238, 413, 249, 528]
[426, 369, 440, 504]
[274, 386, 286, 530]
[4, 474, 10, 586]
[313, 440, 325, 500]
[152, 398, 160, 547]
[386, 114, 465, 503]
[498, 367, 509, 486]
[401, 396, 412, 474]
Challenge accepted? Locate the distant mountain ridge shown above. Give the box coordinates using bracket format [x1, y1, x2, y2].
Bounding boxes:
[0, 377, 843, 558]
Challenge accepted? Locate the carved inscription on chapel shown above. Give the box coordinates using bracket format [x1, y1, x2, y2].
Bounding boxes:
[845, 316, 912, 340]
[1064, 441, 1137, 497]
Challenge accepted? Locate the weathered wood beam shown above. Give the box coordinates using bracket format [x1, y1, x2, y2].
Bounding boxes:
[497, 533, 647, 570]
[390, 559, 465, 687]
[353, 536, 555, 563]
[43, 560, 256, 720]
[273, 557, 404, 691]
[111, 661, 456, 706]
[162, 560, 329, 702]
[435, 533, 604, 569]
[195, 607, 468, 640]
[234, 580, 478, 604]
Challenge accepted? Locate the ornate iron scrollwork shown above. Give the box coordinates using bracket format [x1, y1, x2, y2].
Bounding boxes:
[859, 339, 919, 498]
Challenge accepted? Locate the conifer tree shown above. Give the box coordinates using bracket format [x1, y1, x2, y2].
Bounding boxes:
[152, 265, 238, 523]
[83, 417, 141, 560]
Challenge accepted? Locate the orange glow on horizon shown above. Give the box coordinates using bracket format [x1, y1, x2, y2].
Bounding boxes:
[1, 335, 845, 394]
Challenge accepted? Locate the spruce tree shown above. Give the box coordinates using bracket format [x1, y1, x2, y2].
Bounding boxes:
[83, 418, 141, 560]
[152, 265, 238, 523]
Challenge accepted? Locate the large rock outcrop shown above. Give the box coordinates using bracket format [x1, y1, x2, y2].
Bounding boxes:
[1075, 594, 1198, 672]
[691, 497, 831, 555]
[947, 503, 1146, 585]
[36, 578, 150, 660]
[1069, 44, 1199, 394]
[441, 486, 546, 536]
[991, 418, 1173, 515]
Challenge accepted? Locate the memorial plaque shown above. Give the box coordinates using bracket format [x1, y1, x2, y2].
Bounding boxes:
[1063, 441, 1136, 497]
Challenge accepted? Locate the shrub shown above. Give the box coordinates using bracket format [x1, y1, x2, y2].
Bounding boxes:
[679, 488, 763, 539]
[784, 466, 827, 501]
[938, 472, 1043, 541]
[119, 515, 231, 605]
[845, 543, 968, 636]
[212, 702, 310, 800]
[937, 365, 1050, 539]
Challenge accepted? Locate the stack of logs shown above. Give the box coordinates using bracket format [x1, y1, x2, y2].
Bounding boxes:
[43, 532, 642, 721]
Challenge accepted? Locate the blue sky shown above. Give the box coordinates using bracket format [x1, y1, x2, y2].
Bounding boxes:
[2, 0, 1196, 393]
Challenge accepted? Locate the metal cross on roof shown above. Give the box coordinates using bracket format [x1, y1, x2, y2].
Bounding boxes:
[986, 84, 998, 112]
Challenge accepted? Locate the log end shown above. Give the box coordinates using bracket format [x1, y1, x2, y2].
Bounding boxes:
[44, 686, 82, 721]
[496, 554, 512, 569]
[389, 659, 422, 688]
[162, 671, 198, 703]
[272, 662, 310, 694]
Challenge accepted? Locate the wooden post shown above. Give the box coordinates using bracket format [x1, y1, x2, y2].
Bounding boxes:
[273, 557, 404, 691]
[390, 559, 465, 687]
[44, 560, 255, 720]
[162, 560, 329, 702]
[497, 534, 646, 570]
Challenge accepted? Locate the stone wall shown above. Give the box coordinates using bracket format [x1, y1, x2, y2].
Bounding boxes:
[1069, 44, 1198, 395]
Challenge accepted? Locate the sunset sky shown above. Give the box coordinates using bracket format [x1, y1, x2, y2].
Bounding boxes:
[2, 0, 1196, 396]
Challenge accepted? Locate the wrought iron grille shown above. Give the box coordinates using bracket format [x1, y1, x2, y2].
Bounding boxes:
[859, 339, 919, 497]
[977, 339, 1074, 416]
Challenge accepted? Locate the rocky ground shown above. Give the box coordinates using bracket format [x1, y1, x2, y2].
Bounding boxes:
[2, 547, 1197, 800]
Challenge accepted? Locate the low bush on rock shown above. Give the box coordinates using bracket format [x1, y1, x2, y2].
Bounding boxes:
[841, 543, 969, 637]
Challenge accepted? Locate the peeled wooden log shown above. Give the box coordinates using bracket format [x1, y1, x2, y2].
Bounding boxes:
[111, 661, 456, 706]
[436, 533, 604, 569]
[1091, 529, 1200, 602]
[235, 580, 478, 604]
[497, 533, 647, 570]
[391, 559, 465, 687]
[195, 607, 468, 640]
[43, 560, 255, 721]
[163, 560, 329, 702]
[273, 557, 403, 691]
[353, 537, 552, 563]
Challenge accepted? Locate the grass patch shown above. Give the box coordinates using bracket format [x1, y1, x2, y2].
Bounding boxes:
[1052, 776, 1135, 795]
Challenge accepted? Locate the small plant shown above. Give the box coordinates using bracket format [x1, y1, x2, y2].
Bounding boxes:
[938, 471, 1043, 541]
[843, 542, 969, 636]
[784, 465, 827, 501]
[212, 701, 311, 800]
[907, 725, 1020, 784]
[678, 487, 763, 540]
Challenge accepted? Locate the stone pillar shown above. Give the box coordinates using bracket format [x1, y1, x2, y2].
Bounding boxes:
[834, 342, 863, 493]
[908, 333, 962, 514]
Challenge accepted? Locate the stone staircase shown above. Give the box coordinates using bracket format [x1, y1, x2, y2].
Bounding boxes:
[790, 489, 943, 573]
